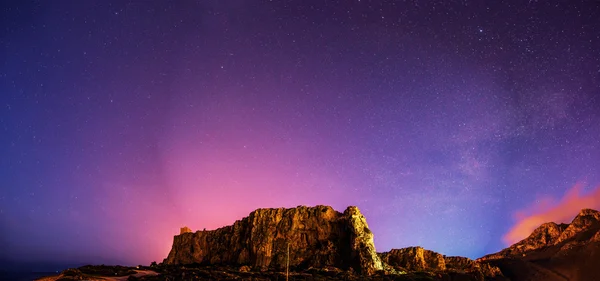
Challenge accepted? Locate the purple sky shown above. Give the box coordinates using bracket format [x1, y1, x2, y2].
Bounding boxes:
[1, 0, 599, 271]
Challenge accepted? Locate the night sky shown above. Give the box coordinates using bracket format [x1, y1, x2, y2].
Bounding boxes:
[2, 0, 600, 271]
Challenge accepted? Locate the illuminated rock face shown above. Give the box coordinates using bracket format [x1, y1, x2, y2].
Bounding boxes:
[479, 209, 600, 281]
[179, 226, 192, 234]
[379, 247, 446, 271]
[165, 207, 600, 279]
[379, 247, 503, 278]
[443, 256, 503, 278]
[480, 208, 600, 261]
[164, 205, 384, 275]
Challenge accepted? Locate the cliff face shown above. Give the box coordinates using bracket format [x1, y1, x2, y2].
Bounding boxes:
[379, 247, 445, 271]
[164, 206, 599, 279]
[378, 247, 503, 279]
[164, 205, 384, 275]
[343, 206, 384, 274]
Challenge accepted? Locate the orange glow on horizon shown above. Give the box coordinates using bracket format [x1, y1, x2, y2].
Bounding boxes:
[503, 182, 600, 245]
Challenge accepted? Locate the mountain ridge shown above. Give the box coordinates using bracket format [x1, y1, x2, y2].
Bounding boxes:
[478, 208, 600, 281]
[479, 208, 600, 261]
[165, 205, 507, 280]
[37, 206, 599, 280]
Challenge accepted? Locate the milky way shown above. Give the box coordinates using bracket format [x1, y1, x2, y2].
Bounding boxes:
[1, 0, 599, 270]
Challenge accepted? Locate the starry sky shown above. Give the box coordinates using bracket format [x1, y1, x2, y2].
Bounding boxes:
[1, 0, 600, 271]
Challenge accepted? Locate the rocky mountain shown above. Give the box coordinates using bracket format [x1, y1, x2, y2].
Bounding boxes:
[479, 208, 600, 281]
[164, 205, 384, 275]
[162, 205, 599, 280]
[443, 256, 503, 278]
[379, 247, 504, 280]
[164, 205, 509, 280]
[379, 247, 446, 272]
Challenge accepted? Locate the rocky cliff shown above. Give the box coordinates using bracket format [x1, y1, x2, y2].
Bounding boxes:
[379, 247, 446, 271]
[479, 208, 600, 281]
[378, 247, 503, 279]
[480, 208, 600, 261]
[164, 206, 599, 280]
[164, 205, 384, 275]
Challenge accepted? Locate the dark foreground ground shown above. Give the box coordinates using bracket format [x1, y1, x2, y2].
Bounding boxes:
[0, 271, 57, 281]
[37, 264, 506, 281]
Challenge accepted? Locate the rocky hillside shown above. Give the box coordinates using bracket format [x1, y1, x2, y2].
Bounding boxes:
[164, 205, 510, 280]
[164, 205, 384, 275]
[379, 247, 504, 280]
[163, 205, 599, 280]
[444, 256, 503, 278]
[379, 247, 445, 271]
[479, 208, 600, 281]
[480, 208, 600, 261]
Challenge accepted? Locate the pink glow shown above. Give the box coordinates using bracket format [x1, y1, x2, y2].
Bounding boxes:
[503, 183, 600, 245]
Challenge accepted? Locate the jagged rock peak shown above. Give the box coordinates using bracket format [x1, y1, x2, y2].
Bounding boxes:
[576, 208, 600, 219]
[343, 205, 361, 215]
[164, 205, 384, 275]
[342, 206, 384, 275]
[504, 221, 566, 252]
[556, 208, 600, 243]
[251, 204, 336, 214]
[530, 222, 568, 242]
[480, 208, 600, 261]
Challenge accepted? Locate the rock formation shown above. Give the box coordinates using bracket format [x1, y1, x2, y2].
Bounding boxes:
[343, 206, 384, 274]
[481, 222, 568, 261]
[556, 208, 600, 243]
[480, 208, 600, 261]
[179, 226, 192, 234]
[164, 205, 599, 280]
[378, 247, 503, 279]
[444, 256, 503, 278]
[379, 247, 446, 271]
[164, 205, 384, 275]
[479, 208, 600, 281]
